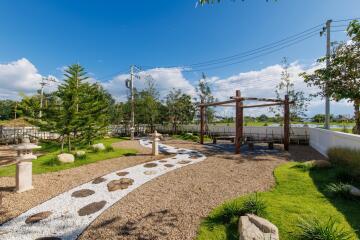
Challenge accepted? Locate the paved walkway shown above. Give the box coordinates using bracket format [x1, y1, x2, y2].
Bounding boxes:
[0, 140, 206, 240]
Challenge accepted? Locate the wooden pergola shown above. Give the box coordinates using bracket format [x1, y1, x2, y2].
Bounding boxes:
[199, 90, 292, 154]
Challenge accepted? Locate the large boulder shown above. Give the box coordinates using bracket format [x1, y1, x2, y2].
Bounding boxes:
[57, 153, 75, 163]
[92, 143, 105, 151]
[239, 214, 279, 240]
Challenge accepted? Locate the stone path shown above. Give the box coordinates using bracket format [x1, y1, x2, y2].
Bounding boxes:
[0, 139, 206, 240]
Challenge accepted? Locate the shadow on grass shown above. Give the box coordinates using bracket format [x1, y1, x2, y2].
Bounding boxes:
[309, 167, 360, 238]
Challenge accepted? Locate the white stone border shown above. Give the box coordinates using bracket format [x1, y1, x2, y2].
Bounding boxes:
[0, 139, 206, 240]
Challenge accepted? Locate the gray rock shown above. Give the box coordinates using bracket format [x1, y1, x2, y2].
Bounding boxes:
[239, 214, 279, 240]
[57, 153, 74, 163]
[92, 143, 105, 151]
[75, 150, 86, 157]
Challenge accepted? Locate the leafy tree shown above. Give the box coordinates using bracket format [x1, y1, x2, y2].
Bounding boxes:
[196, 73, 215, 127]
[301, 20, 360, 134]
[0, 100, 17, 120]
[257, 114, 269, 122]
[77, 83, 111, 145]
[166, 89, 195, 132]
[272, 57, 310, 121]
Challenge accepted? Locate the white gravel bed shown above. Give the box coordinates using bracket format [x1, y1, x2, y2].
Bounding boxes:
[0, 139, 206, 240]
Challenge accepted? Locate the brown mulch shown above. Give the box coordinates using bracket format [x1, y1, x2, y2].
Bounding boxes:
[0, 140, 166, 224]
[79, 141, 324, 240]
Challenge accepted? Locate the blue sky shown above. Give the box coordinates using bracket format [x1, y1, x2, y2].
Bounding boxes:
[0, 0, 359, 116]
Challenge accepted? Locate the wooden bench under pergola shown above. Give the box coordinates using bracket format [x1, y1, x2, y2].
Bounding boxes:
[199, 90, 292, 154]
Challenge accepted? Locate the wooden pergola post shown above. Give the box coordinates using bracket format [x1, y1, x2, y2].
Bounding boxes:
[235, 90, 243, 154]
[200, 99, 205, 145]
[284, 95, 290, 151]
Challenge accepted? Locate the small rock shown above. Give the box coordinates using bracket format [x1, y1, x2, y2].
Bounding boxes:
[144, 163, 157, 168]
[107, 178, 134, 192]
[164, 164, 174, 168]
[350, 186, 360, 197]
[35, 237, 62, 240]
[92, 177, 106, 184]
[57, 153, 74, 163]
[178, 160, 191, 164]
[25, 211, 52, 224]
[75, 151, 86, 157]
[159, 160, 167, 163]
[71, 189, 95, 198]
[238, 214, 279, 240]
[92, 143, 105, 151]
[78, 201, 106, 216]
[117, 171, 129, 177]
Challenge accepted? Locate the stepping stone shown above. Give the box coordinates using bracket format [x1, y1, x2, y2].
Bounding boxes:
[25, 211, 52, 224]
[164, 164, 174, 168]
[116, 171, 129, 176]
[178, 160, 191, 164]
[144, 170, 157, 175]
[143, 163, 157, 168]
[78, 201, 107, 216]
[71, 189, 95, 198]
[159, 160, 167, 163]
[107, 178, 134, 192]
[92, 177, 106, 184]
[35, 237, 61, 240]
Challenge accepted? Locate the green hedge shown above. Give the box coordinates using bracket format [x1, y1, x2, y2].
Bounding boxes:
[327, 147, 360, 180]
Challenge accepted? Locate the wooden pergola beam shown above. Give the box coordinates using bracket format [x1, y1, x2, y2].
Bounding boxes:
[198, 99, 236, 107]
[241, 102, 285, 109]
[230, 97, 286, 103]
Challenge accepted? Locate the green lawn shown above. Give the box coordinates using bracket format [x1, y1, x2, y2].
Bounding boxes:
[0, 137, 137, 177]
[197, 163, 360, 240]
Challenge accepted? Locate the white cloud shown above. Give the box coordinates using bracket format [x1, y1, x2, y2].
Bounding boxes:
[209, 62, 353, 117]
[0, 58, 58, 100]
[103, 67, 196, 101]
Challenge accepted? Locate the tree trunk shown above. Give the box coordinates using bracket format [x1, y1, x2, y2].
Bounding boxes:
[68, 134, 71, 152]
[353, 99, 360, 135]
[61, 136, 64, 152]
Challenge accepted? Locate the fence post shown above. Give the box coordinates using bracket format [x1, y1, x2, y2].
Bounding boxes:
[200, 99, 205, 144]
[235, 90, 243, 154]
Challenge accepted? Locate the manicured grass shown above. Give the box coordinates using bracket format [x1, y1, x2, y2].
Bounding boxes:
[0, 137, 137, 177]
[197, 163, 360, 240]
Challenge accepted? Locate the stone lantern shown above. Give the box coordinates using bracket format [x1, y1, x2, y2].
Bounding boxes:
[12, 136, 41, 193]
[150, 130, 162, 156]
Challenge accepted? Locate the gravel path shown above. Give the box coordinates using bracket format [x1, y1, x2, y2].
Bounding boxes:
[0, 140, 165, 225]
[0, 140, 206, 240]
[79, 140, 299, 240]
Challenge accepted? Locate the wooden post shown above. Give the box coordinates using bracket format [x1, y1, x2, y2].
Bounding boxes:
[284, 95, 290, 151]
[235, 90, 243, 154]
[200, 99, 205, 145]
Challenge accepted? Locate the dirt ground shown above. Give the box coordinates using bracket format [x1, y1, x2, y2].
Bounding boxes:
[79, 141, 325, 240]
[0, 139, 325, 240]
[0, 140, 167, 224]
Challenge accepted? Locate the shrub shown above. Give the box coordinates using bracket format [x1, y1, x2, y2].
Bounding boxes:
[325, 183, 352, 199]
[242, 193, 267, 217]
[327, 147, 360, 180]
[43, 157, 61, 166]
[295, 217, 353, 240]
[336, 170, 356, 184]
[76, 154, 87, 160]
[105, 145, 114, 152]
[203, 194, 267, 227]
[92, 147, 100, 153]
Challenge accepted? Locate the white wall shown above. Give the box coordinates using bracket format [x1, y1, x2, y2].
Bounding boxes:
[309, 128, 360, 157]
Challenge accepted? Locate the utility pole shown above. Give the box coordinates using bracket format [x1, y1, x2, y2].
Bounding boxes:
[126, 65, 141, 140]
[39, 76, 57, 118]
[130, 65, 135, 140]
[320, 19, 332, 129]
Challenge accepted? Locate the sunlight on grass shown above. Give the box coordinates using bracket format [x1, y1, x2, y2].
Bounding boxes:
[0, 137, 136, 177]
[197, 163, 360, 240]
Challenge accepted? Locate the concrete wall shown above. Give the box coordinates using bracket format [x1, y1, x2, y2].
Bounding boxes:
[309, 128, 360, 157]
